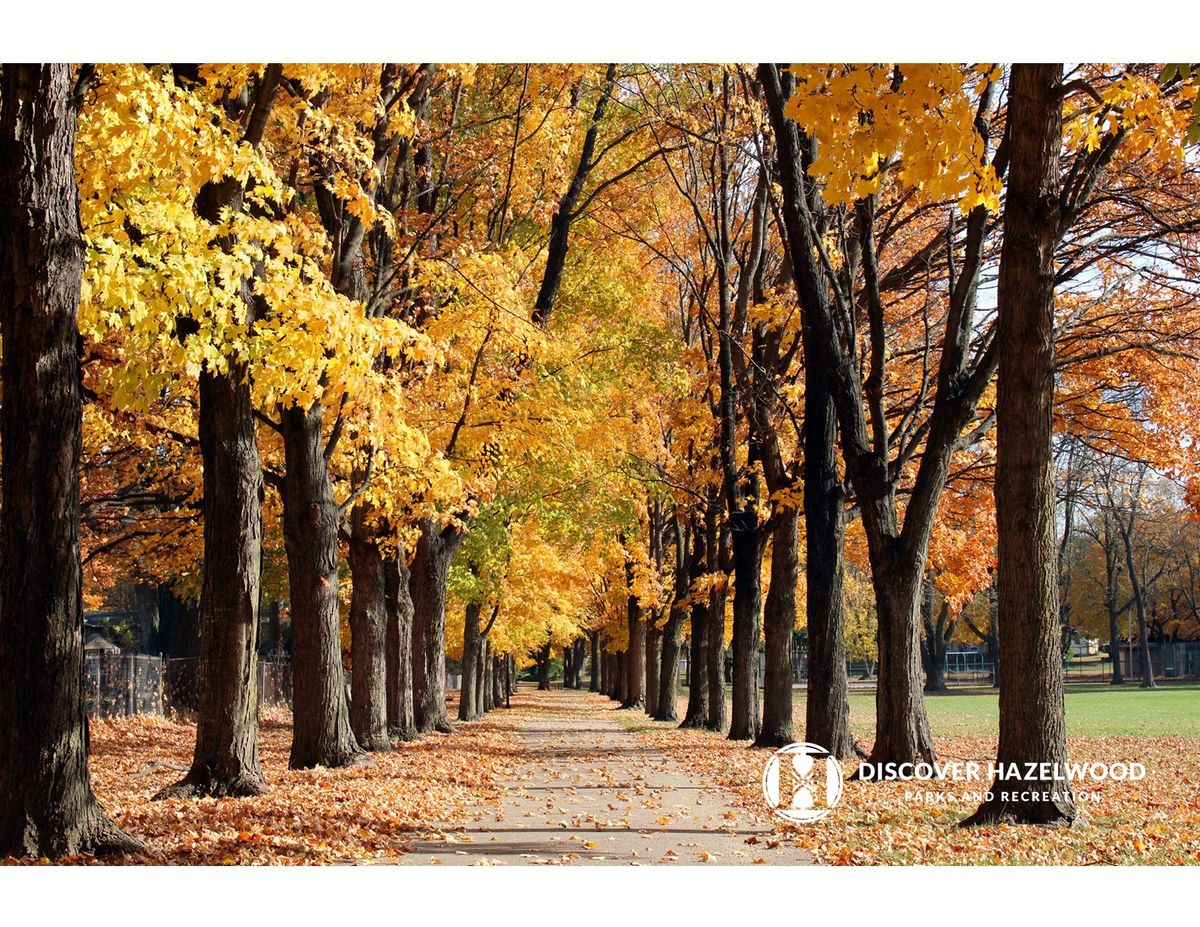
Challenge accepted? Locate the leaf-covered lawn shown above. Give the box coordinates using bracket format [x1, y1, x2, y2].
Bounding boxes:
[8, 687, 1198, 865]
[32, 703, 528, 865]
[631, 719, 1200, 865]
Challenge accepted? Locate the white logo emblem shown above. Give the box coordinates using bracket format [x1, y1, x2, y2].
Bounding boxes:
[762, 742, 845, 824]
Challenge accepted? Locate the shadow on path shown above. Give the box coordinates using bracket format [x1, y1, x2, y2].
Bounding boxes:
[399, 688, 810, 866]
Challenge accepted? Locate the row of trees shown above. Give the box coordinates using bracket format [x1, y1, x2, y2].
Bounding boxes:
[570, 62, 1200, 830]
[1, 62, 1198, 855]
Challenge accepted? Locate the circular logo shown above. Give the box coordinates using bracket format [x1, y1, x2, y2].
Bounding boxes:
[762, 742, 845, 824]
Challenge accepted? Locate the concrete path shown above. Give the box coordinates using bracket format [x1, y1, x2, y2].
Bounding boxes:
[400, 689, 809, 865]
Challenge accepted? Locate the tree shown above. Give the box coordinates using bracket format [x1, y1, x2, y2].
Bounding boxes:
[621, 544, 648, 710]
[759, 62, 854, 758]
[384, 553, 418, 740]
[154, 63, 282, 798]
[965, 63, 1077, 827]
[411, 516, 465, 732]
[0, 63, 142, 857]
[770, 63, 1007, 772]
[919, 577, 957, 693]
[654, 511, 689, 722]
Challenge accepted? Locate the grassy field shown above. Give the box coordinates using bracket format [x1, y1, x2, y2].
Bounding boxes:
[791, 681, 1200, 739]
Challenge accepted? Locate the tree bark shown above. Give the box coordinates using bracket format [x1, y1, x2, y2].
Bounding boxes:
[965, 63, 1077, 827]
[348, 517, 391, 751]
[727, 519, 763, 741]
[573, 638, 586, 689]
[589, 631, 601, 691]
[680, 520, 710, 728]
[656, 607, 682, 723]
[265, 599, 282, 659]
[921, 581, 955, 695]
[798, 311, 854, 758]
[1118, 523, 1157, 689]
[480, 637, 493, 712]
[280, 402, 362, 769]
[705, 497, 729, 732]
[536, 641, 551, 690]
[385, 554, 418, 740]
[756, 507, 798, 748]
[656, 520, 689, 723]
[132, 584, 161, 654]
[158, 64, 283, 799]
[491, 652, 504, 710]
[616, 649, 629, 704]
[682, 599, 712, 728]
[1101, 525, 1125, 685]
[645, 621, 661, 717]
[460, 602, 481, 721]
[0, 64, 143, 857]
[158, 362, 268, 796]
[622, 589, 646, 709]
[863, 563, 936, 773]
[410, 516, 464, 733]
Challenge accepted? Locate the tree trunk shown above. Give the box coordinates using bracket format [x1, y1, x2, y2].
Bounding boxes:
[921, 581, 950, 695]
[0, 64, 142, 857]
[410, 516, 464, 734]
[1106, 593, 1125, 686]
[491, 653, 504, 709]
[589, 631, 601, 692]
[460, 602, 482, 721]
[861, 563, 936, 774]
[480, 637, 493, 712]
[681, 523, 710, 728]
[757, 508, 798, 748]
[1118, 527, 1157, 689]
[280, 402, 361, 769]
[965, 63, 1076, 827]
[923, 636, 949, 694]
[656, 608, 682, 723]
[705, 516, 729, 732]
[385, 554, 418, 741]
[348, 515, 391, 751]
[727, 519, 763, 741]
[158, 362, 268, 796]
[681, 605, 710, 729]
[616, 649, 629, 704]
[799, 339, 855, 759]
[158, 66, 284, 798]
[537, 641, 551, 690]
[573, 638, 587, 689]
[622, 592, 646, 709]
[645, 621, 661, 717]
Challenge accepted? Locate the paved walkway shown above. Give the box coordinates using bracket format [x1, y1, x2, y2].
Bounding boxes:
[400, 689, 809, 865]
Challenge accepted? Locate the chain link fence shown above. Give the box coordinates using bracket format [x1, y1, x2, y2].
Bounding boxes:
[84, 653, 292, 719]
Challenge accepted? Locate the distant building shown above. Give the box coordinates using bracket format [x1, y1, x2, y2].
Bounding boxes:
[1119, 641, 1200, 678]
[1067, 631, 1100, 657]
[84, 629, 120, 653]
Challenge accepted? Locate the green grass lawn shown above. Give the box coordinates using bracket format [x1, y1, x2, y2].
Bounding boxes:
[787, 681, 1200, 739]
